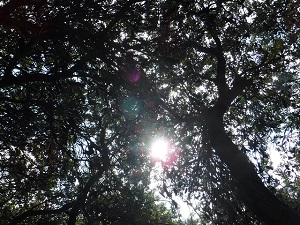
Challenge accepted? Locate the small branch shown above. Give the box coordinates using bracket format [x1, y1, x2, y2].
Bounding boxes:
[190, 71, 215, 82]
[0, 59, 86, 88]
[182, 41, 218, 56]
[0, 96, 43, 104]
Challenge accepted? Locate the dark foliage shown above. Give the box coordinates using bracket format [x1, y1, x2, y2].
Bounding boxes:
[1, 0, 300, 225]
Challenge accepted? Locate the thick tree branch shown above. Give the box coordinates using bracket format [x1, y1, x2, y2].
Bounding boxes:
[203, 11, 231, 103]
[0, 60, 86, 88]
[201, 14, 300, 220]
[9, 202, 73, 225]
[67, 166, 107, 225]
[205, 105, 300, 225]
[67, 132, 110, 225]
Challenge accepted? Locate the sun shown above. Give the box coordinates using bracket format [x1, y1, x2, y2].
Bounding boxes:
[151, 139, 169, 161]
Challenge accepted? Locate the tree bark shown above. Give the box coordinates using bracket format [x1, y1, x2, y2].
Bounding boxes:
[205, 106, 300, 225]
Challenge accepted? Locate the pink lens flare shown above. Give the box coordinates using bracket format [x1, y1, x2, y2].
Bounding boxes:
[127, 72, 141, 83]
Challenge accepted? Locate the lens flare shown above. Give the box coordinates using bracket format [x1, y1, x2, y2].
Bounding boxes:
[121, 96, 141, 118]
[127, 72, 141, 83]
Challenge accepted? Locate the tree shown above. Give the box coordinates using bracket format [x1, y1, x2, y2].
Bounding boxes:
[134, 1, 300, 224]
[0, 1, 181, 224]
[1, 0, 300, 224]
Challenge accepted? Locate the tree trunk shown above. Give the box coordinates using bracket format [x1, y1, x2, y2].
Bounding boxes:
[205, 107, 300, 225]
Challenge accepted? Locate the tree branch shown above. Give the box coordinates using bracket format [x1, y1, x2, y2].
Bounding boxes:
[67, 165, 107, 225]
[9, 202, 73, 225]
[204, 11, 230, 102]
[182, 41, 218, 56]
[0, 60, 86, 88]
[205, 108, 300, 225]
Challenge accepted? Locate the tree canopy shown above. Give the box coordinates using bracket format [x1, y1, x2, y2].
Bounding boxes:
[1, 0, 300, 224]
